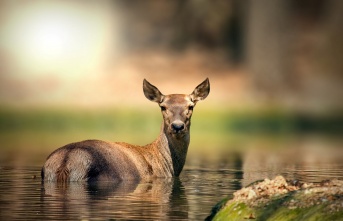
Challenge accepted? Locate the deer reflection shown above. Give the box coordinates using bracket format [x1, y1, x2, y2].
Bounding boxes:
[41, 178, 188, 220]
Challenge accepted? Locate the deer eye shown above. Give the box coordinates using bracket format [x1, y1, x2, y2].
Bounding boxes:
[160, 106, 166, 111]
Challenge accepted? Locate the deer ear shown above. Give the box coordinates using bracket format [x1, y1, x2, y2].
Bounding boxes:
[143, 79, 164, 103]
[190, 78, 210, 103]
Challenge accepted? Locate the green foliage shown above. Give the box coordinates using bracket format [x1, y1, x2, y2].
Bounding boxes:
[0, 106, 341, 153]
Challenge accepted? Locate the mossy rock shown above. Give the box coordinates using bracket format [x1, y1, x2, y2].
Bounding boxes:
[206, 176, 343, 221]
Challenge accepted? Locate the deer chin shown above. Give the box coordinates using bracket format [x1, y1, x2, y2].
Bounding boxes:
[169, 129, 187, 137]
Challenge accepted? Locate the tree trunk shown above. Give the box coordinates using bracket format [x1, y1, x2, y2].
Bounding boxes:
[246, 0, 292, 98]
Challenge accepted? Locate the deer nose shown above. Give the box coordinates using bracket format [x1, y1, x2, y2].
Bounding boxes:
[172, 121, 185, 132]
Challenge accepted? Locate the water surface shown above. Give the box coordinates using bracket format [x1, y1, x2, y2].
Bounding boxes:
[0, 137, 342, 220]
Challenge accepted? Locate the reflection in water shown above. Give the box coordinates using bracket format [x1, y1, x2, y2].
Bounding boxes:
[0, 162, 243, 220]
[242, 138, 343, 186]
[41, 178, 188, 220]
[0, 138, 342, 220]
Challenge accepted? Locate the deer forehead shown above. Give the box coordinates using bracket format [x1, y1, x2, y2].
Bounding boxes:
[161, 94, 194, 107]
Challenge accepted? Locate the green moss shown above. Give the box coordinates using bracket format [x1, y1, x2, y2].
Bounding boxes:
[210, 202, 255, 221]
[210, 195, 343, 221]
[258, 204, 342, 221]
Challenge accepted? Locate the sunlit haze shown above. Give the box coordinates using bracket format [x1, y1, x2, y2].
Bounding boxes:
[0, 1, 118, 78]
[0, 1, 341, 109]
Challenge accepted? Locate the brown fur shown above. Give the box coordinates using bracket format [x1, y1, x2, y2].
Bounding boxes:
[56, 166, 70, 183]
[42, 79, 210, 182]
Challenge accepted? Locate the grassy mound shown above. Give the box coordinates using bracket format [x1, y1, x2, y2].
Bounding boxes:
[206, 176, 343, 221]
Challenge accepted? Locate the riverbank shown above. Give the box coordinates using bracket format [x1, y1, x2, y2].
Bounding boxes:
[207, 176, 343, 220]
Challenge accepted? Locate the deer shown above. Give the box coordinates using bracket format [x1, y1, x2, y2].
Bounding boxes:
[41, 78, 210, 182]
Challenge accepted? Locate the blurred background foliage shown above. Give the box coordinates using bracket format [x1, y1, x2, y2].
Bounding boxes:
[0, 0, 342, 164]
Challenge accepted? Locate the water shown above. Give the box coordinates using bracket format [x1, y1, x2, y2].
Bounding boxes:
[1, 138, 342, 220]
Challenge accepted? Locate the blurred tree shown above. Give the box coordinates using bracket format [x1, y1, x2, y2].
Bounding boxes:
[246, 0, 292, 97]
[246, 0, 343, 108]
[172, 0, 232, 49]
[319, 0, 343, 78]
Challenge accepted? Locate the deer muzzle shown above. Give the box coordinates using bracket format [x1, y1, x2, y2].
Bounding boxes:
[171, 120, 185, 133]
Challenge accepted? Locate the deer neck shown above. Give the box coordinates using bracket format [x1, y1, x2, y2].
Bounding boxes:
[154, 123, 190, 177]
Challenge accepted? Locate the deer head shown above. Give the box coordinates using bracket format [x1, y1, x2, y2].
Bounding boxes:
[143, 78, 210, 137]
